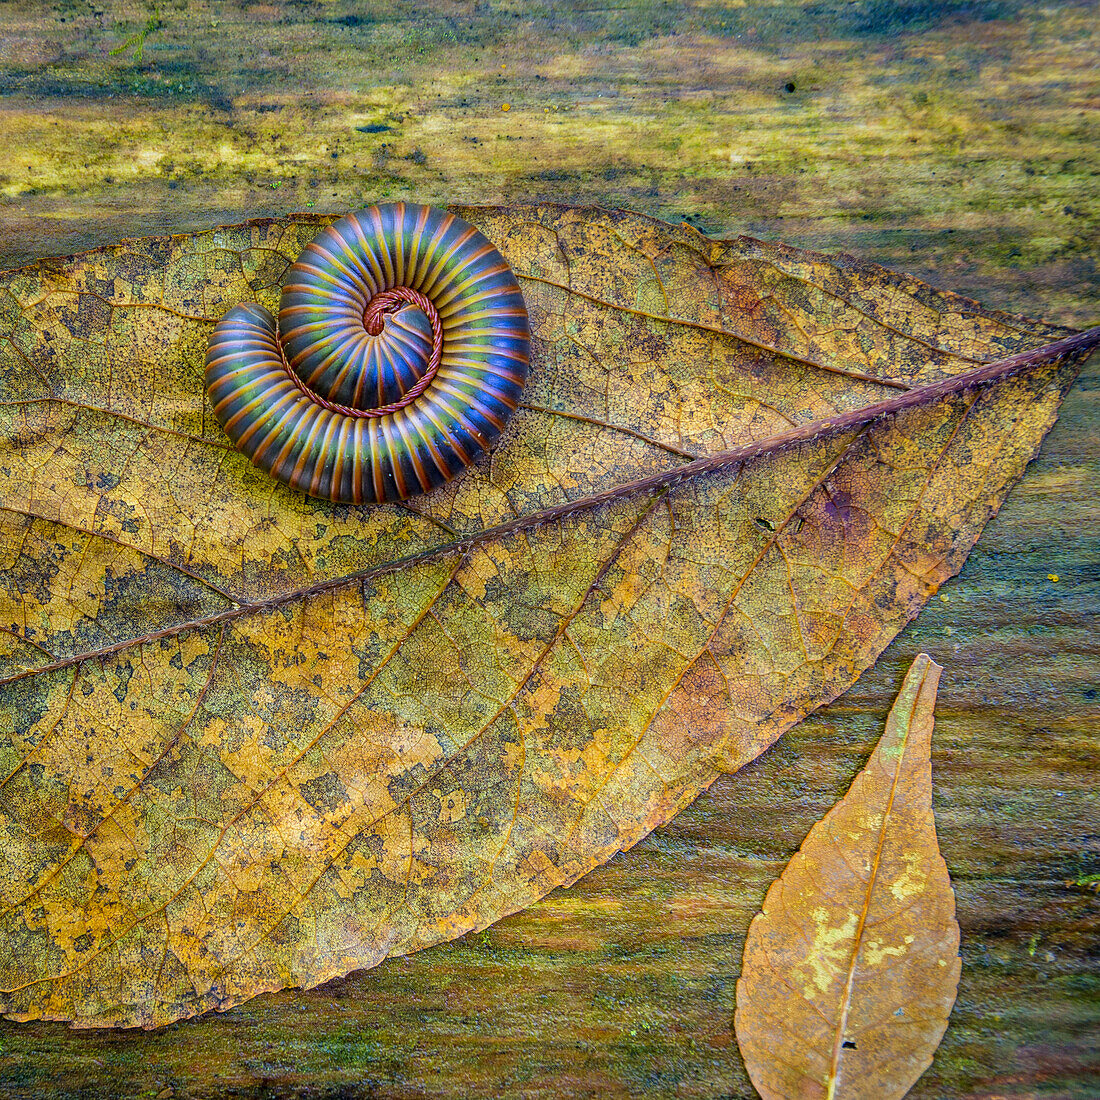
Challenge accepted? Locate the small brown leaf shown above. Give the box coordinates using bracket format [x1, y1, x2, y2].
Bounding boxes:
[735, 654, 960, 1100]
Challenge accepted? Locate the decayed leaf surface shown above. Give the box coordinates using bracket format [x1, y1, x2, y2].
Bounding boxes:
[735, 654, 959, 1100]
[0, 206, 1093, 1028]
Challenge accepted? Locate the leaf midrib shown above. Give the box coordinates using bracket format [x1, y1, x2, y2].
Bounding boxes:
[822, 657, 934, 1100]
[1, 327, 1096, 690]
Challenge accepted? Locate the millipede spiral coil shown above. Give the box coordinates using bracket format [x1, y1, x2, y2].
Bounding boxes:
[205, 202, 531, 504]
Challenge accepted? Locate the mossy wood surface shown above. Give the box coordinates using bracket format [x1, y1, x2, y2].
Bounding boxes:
[0, 2, 1096, 1097]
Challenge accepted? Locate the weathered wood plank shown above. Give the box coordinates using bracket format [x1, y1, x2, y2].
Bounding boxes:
[0, 2, 1096, 1097]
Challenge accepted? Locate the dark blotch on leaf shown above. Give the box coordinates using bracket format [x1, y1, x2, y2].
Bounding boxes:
[300, 771, 350, 814]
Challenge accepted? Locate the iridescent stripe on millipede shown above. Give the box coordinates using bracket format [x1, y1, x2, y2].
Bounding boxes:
[204, 202, 531, 504]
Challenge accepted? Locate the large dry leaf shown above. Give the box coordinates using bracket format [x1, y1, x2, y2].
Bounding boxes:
[735, 653, 959, 1100]
[0, 206, 1094, 1028]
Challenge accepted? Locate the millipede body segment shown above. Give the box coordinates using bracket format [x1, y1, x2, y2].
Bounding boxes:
[205, 202, 531, 504]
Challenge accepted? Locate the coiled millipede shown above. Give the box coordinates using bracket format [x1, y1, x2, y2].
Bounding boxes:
[205, 202, 531, 504]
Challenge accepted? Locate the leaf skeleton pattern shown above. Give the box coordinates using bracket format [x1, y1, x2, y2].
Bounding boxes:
[0, 205, 1089, 1026]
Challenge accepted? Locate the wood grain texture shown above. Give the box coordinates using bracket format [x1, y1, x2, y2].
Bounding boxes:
[0, 1, 1096, 1096]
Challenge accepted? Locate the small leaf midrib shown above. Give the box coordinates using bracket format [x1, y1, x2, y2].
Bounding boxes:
[823, 659, 933, 1100]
